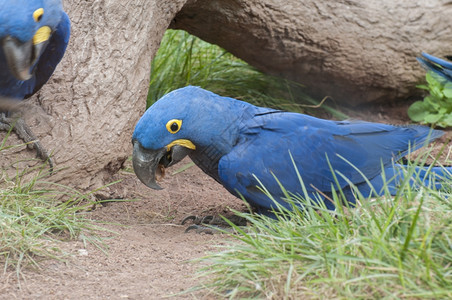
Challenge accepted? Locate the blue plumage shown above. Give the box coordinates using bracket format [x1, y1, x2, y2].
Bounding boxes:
[0, 0, 70, 168]
[417, 52, 452, 82]
[0, 0, 70, 99]
[132, 86, 450, 215]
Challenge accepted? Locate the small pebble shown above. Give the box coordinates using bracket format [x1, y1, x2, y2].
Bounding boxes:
[78, 249, 88, 256]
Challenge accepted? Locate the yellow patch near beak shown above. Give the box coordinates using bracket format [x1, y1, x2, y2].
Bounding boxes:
[33, 26, 51, 45]
[166, 139, 196, 151]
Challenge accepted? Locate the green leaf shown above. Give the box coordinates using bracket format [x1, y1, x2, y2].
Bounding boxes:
[430, 85, 443, 100]
[426, 73, 437, 87]
[415, 84, 429, 91]
[442, 83, 452, 99]
[441, 113, 452, 126]
[439, 107, 448, 114]
[426, 72, 446, 88]
[424, 96, 440, 111]
[423, 113, 443, 124]
[407, 101, 429, 122]
[446, 95, 452, 104]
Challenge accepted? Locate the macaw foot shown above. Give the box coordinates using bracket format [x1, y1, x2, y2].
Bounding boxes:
[181, 214, 248, 234]
[0, 113, 54, 172]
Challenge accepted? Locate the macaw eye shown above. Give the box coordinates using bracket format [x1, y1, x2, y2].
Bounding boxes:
[33, 8, 44, 22]
[166, 119, 182, 134]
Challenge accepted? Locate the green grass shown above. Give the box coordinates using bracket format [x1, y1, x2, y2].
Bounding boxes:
[0, 134, 109, 275]
[148, 29, 347, 119]
[197, 153, 452, 299]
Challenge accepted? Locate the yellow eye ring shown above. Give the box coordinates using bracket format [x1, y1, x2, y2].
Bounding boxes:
[166, 119, 182, 134]
[33, 8, 44, 22]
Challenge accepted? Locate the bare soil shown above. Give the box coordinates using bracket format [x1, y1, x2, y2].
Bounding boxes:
[0, 103, 451, 300]
[0, 159, 246, 299]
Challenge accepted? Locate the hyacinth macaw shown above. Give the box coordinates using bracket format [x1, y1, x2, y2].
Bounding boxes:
[132, 86, 450, 217]
[0, 0, 70, 168]
[417, 52, 452, 81]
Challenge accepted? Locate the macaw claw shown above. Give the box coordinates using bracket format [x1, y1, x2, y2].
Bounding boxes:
[181, 214, 248, 234]
[181, 215, 214, 225]
[184, 224, 217, 234]
[182, 215, 222, 234]
[0, 113, 54, 173]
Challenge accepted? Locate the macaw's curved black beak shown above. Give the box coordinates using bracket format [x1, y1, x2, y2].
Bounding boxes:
[132, 140, 192, 190]
[2, 34, 49, 81]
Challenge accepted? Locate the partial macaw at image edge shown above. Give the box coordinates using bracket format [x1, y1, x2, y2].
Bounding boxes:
[0, 0, 71, 170]
[418, 52, 452, 82]
[132, 85, 451, 217]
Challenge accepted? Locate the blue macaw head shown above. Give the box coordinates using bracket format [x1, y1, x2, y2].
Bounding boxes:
[0, 0, 64, 80]
[132, 86, 245, 189]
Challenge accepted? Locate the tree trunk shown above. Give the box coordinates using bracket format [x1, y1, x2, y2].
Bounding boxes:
[171, 0, 452, 106]
[1, 0, 187, 195]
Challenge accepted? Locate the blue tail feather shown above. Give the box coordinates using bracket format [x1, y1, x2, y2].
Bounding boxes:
[367, 164, 452, 196]
[418, 52, 452, 81]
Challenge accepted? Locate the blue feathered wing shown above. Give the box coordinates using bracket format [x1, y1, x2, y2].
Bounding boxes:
[218, 111, 442, 214]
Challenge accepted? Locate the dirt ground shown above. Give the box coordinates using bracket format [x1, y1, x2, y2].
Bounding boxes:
[0, 102, 451, 299]
[0, 160, 246, 299]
